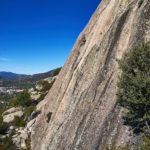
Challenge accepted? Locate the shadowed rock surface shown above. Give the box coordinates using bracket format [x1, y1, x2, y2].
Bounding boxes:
[31, 0, 150, 149]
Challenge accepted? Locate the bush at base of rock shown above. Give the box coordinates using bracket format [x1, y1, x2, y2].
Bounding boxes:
[24, 106, 36, 119]
[0, 123, 9, 135]
[0, 136, 17, 150]
[37, 93, 47, 102]
[117, 42, 150, 133]
[38, 79, 55, 93]
[10, 90, 32, 108]
[25, 137, 31, 150]
[13, 116, 26, 127]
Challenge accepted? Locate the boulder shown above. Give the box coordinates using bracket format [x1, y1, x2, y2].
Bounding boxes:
[31, 93, 40, 101]
[3, 107, 23, 123]
[3, 107, 22, 115]
[26, 119, 36, 132]
[13, 128, 29, 149]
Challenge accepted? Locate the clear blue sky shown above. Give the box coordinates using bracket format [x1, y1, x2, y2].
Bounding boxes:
[0, 0, 100, 74]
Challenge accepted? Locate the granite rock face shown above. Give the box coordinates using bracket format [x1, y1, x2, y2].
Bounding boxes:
[3, 107, 23, 123]
[31, 0, 150, 149]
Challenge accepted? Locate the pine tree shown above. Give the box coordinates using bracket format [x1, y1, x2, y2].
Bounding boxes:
[117, 42, 150, 132]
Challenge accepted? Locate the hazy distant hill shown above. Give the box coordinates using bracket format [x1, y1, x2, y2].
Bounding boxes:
[21, 67, 61, 82]
[0, 72, 27, 80]
[0, 72, 18, 77]
[0, 67, 61, 88]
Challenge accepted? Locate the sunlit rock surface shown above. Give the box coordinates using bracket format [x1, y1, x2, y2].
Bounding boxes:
[31, 0, 150, 149]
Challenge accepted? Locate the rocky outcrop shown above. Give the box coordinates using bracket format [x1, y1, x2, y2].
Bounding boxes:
[12, 119, 36, 149]
[29, 76, 57, 101]
[31, 0, 150, 149]
[13, 128, 29, 149]
[3, 107, 23, 123]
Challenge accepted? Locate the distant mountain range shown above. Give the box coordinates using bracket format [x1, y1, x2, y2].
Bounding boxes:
[0, 72, 18, 77]
[0, 68, 61, 80]
[0, 72, 26, 80]
[0, 67, 61, 88]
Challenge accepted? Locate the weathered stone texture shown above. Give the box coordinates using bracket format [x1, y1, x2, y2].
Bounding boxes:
[31, 0, 150, 149]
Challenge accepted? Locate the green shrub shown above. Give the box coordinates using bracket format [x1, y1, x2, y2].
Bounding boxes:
[0, 127, 17, 150]
[39, 79, 56, 93]
[13, 116, 26, 127]
[39, 80, 51, 92]
[37, 93, 47, 102]
[53, 67, 61, 76]
[24, 105, 36, 118]
[141, 135, 150, 149]
[0, 136, 17, 150]
[0, 115, 3, 126]
[0, 123, 9, 135]
[10, 90, 32, 108]
[26, 137, 31, 150]
[117, 42, 150, 133]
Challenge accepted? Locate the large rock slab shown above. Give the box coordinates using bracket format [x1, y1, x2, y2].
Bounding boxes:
[3, 107, 23, 123]
[31, 0, 150, 149]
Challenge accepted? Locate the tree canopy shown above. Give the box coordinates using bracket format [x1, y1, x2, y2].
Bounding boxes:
[117, 42, 150, 133]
